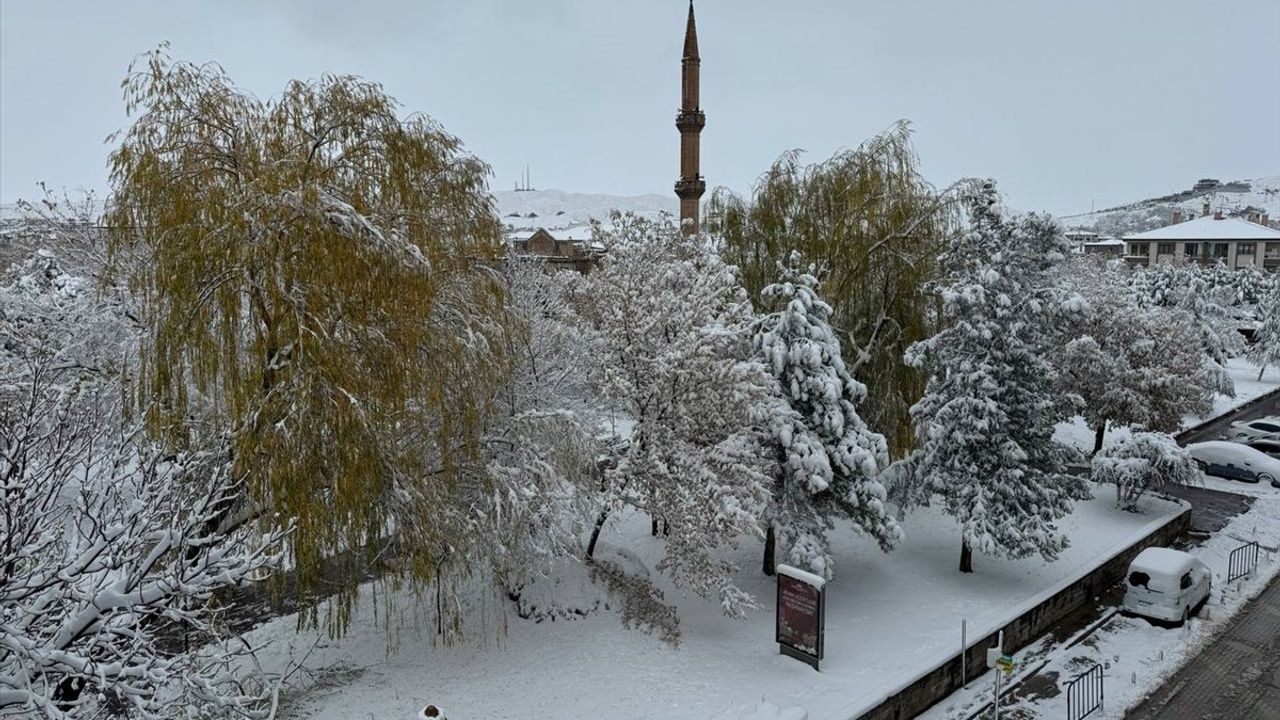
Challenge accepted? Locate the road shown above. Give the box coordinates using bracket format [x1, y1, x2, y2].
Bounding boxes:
[1177, 388, 1280, 445]
[1126, 572, 1280, 720]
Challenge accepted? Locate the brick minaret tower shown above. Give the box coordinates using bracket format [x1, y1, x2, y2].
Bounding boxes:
[675, 1, 705, 235]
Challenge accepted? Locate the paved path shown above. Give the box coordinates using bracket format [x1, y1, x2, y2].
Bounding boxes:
[1126, 573, 1280, 720]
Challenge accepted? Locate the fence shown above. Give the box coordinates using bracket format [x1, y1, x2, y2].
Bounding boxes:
[1227, 541, 1260, 583]
[1065, 663, 1104, 720]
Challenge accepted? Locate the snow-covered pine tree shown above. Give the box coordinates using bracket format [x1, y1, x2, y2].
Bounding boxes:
[581, 213, 775, 618]
[755, 255, 900, 579]
[905, 182, 1090, 573]
[1249, 276, 1280, 381]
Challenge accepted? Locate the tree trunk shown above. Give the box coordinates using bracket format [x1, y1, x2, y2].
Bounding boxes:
[959, 538, 973, 573]
[586, 510, 609, 559]
[1092, 420, 1108, 457]
[651, 516, 659, 536]
[1260, 364, 1269, 383]
[762, 523, 777, 576]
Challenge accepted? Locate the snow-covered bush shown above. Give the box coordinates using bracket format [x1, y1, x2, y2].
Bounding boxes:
[1091, 432, 1199, 510]
[754, 255, 900, 579]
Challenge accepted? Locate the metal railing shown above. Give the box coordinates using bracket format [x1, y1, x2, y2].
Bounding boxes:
[1066, 663, 1104, 720]
[1227, 541, 1260, 583]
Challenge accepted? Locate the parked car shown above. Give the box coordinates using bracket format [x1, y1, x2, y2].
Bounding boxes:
[1245, 439, 1280, 461]
[1228, 417, 1280, 443]
[1186, 441, 1280, 486]
[1122, 547, 1211, 626]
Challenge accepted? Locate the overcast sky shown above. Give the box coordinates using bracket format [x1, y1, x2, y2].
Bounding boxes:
[2, 0, 1278, 215]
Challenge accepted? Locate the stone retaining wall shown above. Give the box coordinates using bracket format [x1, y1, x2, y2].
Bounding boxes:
[854, 504, 1191, 720]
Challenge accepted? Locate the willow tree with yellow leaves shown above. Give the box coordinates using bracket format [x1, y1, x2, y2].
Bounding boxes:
[104, 48, 528, 634]
[706, 122, 968, 456]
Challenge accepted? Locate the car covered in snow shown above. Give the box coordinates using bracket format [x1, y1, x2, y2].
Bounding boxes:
[1122, 547, 1210, 626]
[1185, 440, 1280, 486]
[1228, 417, 1280, 443]
[1244, 438, 1280, 461]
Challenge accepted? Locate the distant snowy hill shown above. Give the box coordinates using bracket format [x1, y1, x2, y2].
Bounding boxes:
[493, 189, 677, 237]
[1058, 175, 1279, 235]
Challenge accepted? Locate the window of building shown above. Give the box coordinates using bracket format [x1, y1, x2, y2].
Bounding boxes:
[1213, 243, 1229, 258]
[1157, 242, 1175, 255]
[1130, 242, 1150, 256]
[1184, 243, 1200, 258]
[1238, 242, 1256, 256]
[1267, 242, 1280, 257]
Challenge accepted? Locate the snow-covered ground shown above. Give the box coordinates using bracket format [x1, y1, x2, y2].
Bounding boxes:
[919, 489, 1280, 720]
[1054, 358, 1280, 454]
[245, 492, 1184, 720]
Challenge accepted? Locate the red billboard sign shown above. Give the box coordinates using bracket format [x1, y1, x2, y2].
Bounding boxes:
[775, 564, 825, 670]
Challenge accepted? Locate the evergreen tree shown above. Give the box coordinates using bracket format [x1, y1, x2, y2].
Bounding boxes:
[755, 255, 900, 579]
[1249, 277, 1280, 381]
[905, 182, 1090, 573]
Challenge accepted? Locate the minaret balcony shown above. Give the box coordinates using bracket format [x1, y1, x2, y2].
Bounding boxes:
[676, 109, 706, 132]
[674, 177, 706, 199]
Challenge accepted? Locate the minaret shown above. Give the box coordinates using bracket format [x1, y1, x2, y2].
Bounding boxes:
[675, 1, 706, 234]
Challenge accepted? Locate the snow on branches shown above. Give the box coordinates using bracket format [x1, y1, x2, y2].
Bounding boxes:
[0, 351, 288, 719]
[755, 255, 899, 579]
[1248, 278, 1280, 381]
[1091, 432, 1199, 511]
[582, 214, 774, 618]
[905, 182, 1090, 572]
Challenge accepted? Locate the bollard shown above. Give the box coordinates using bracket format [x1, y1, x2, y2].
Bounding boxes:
[1131, 671, 1137, 684]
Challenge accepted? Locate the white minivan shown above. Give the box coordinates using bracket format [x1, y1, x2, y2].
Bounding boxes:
[1122, 547, 1211, 626]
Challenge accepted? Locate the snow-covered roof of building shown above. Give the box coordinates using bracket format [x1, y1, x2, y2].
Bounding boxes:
[1125, 215, 1280, 241]
[1084, 238, 1125, 246]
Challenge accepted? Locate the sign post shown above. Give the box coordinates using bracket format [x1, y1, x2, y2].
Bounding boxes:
[775, 564, 826, 671]
[985, 631, 1015, 719]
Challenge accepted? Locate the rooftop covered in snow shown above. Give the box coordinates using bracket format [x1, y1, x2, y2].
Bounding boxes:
[1125, 215, 1280, 241]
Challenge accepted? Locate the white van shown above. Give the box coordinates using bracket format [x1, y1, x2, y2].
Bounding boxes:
[1122, 547, 1211, 626]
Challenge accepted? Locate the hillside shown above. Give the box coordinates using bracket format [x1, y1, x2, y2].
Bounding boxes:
[1057, 175, 1279, 235]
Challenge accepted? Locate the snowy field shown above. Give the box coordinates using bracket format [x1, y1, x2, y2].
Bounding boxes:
[247, 493, 1184, 720]
[919, 490, 1280, 720]
[1054, 358, 1280, 454]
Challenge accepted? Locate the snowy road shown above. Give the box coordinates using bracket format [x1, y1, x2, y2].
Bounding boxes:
[1125, 572, 1280, 720]
[1178, 386, 1280, 445]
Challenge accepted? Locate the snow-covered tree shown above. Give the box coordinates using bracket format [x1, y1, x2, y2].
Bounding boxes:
[1056, 262, 1215, 454]
[1249, 278, 1280, 381]
[1092, 432, 1199, 511]
[581, 213, 774, 618]
[905, 182, 1090, 573]
[1130, 260, 1243, 396]
[707, 122, 969, 455]
[103, 48, 517, 630]
[754, 256, 900, 579]
[2, 247, 286, 717]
